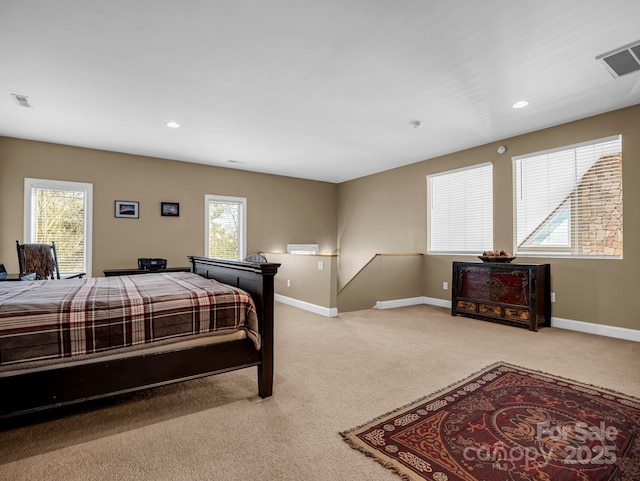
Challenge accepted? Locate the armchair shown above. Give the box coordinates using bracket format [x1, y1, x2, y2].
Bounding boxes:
[16, 241, 86, 280]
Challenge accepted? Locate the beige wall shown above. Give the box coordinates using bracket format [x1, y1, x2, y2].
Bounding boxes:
[1, 104, 639, 329]
[0, 138, 337, 277]
[265, 253, 337, 309]
[337, 254, 423, 312]
[337, 104, 640, 330]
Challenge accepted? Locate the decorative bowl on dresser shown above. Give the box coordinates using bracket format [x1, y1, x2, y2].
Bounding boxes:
[451, 261, 551, 331]
[477, 255, 516, 263]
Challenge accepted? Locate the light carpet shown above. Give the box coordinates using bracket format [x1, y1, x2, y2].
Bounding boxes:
[1, 303, 639, 480]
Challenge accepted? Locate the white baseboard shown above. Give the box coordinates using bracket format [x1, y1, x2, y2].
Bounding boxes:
[378, 296, 639, 343]
[422, 296, 452, 309]
[275, 294, 338, 318]
[377, 296, 451, 310]
[375, 297, 425, 310]
[551, 316, 640, 342]
[278, 293, 638, 341]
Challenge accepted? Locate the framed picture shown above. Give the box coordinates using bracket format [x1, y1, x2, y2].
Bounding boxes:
[115, 200, 139, 218]
[161, 202, 180, 217]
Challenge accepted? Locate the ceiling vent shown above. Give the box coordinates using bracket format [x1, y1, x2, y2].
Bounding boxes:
[11, 93, 32, 108]
[596, 41, 640, 78]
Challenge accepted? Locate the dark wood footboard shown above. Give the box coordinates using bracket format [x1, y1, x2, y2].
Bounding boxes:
[0, 256, 279, 420]
[187, 256, 280, 397]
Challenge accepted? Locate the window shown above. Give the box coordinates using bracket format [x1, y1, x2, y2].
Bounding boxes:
[205, 195, 246, 260]
[24, 178, 93, 277]
[427, 163, 493, 254]
[513, 135, 622, 258]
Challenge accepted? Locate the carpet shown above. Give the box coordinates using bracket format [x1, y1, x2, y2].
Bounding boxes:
[341, 362, 640, 481]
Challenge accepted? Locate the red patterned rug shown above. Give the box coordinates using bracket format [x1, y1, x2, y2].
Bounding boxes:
[341, 362, 640, 481]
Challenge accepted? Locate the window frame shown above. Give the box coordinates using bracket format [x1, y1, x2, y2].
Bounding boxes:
[512, 135, 622, 259]
[23, 178, 93, 277]
[427, 162, 494, 255]
[204, 194, 247, 261]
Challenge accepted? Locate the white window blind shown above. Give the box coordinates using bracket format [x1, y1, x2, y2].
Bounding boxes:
[427, 163, 493, 254]
[205, 195, 246, 260]
[24, 178, 93, 276]
[513, 135, 622, 258]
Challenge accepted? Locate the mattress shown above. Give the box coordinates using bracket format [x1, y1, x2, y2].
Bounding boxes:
[0, 272, 259, 366]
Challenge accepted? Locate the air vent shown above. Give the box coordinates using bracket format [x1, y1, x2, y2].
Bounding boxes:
[596, 41, 640, 78]
[11, 93, 32, 108]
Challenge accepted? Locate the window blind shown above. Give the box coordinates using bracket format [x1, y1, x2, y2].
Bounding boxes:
[513, 135, 622, 258]
[427, 162, 493, 254]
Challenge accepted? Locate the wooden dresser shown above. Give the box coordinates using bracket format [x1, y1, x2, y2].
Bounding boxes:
[451, 261, 551, 331]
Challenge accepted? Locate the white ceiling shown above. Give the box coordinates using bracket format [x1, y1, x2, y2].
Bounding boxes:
[1, 1, 639, 183]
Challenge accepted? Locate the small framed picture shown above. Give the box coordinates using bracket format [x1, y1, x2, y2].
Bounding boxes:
[115, 200, 139, 218]
[161, 202, 180, 217]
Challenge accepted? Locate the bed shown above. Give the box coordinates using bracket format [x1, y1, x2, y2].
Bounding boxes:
[0, 256, 279, 419]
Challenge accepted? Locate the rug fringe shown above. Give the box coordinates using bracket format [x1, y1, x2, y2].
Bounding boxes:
[341, 359, 640, 438]
[341, 432, 415, 481]
[340, 360, 506, 436]
[497, 361, 640, 402]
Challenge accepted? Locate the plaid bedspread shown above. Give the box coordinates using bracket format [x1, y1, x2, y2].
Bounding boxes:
[0, 272, 259, 367]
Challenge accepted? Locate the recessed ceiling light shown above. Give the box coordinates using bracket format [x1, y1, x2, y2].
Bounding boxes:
[166, 121, 180, 128]
[512, 100, 529, 109]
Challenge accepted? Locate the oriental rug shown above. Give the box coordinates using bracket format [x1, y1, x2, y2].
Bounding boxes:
[341, 362, 640, 481]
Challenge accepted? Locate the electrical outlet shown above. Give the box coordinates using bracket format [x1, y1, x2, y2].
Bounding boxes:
[550, 292, 556, 302]
[287, 279, 291, 287]
[443, 281, 448, 290]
